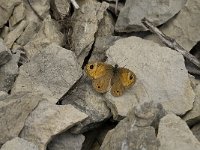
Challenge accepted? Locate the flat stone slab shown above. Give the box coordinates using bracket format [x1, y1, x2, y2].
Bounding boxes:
[105, 36, 194, 119]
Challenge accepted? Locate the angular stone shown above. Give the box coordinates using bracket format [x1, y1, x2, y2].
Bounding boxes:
[0, 39, 12, 66]
[0, 51, 20, 92]
[24, 17, 64, 58]
[0, 0, 21, 28]
[0, 26, 9, 39]
[20, 100, 88, 150]
[23, 0, 50, 22]
[62, 77, 111, 133]
[115, 0, 187, 32]
[9, 2, 25, 27]
[1, 137, 39, 150]
[0, 91, 8, 99]
[146, 0, 200, 51]
[4, 20, 27, 49]
[0, 92, 41, 145]
[50, 0, 70, 20]
[105, 37, 194, 119]
[16, 21, 40, 46]
[183, 78, 200, 126]
[158, 114, 200, 150]
[47, 132, 85, 150]
[71, 0, 109, 56]
[12, 44, 82, 103]
[100, 102, 160, 150]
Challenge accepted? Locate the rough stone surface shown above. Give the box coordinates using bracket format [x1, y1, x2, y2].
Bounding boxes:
[9, 2, 25, 27]
[71, 0, 109, 56]
[0, 39, 12, 66]
[23, 0, 50, 22]
[105, 36, 194, 119]
[62, 76, 111, 133]
[0, 51, 20, 92]
[20, 100, 88, 150]
[4, 20, 27, 49]
[146, 0, 200, 51]
[100, 102, 160, 150]
[0, 0, 21, 28]
[24, 17, 64, 58]
[0, 27, 9, 39]
[191, 123, 200, 142]
[47, 132, 85, 150]
[115, 0, 187, 32]
[1, 137, 39, 150]
[0, 91, 8, 99]
[12, 44, 82, 103]
[158, 114, 200, 150]
[183, 78, 200, 126]
[0, 92, 41, 145]
[16, 21, 40, 46]
[50, 0, 70, 20]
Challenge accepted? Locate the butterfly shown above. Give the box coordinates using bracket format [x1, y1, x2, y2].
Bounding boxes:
[85, 62, 136, 97]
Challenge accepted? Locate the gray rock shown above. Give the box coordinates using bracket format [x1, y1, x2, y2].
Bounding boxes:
[71, 0, 109, 56]
[0, 39, 12, 66]
[100, 102, 160, 150]
[12, 43, 82, 104]
[24, 17, 64, 58]
[146, 0, 200, 51]
[0, 26, 9, 39]
[47, 132, 85, 150]
[23, 0, 50, 22]
[105, 36, 194, 119]
[191, 123, 200, 142]
[16, 21, 40, 46]
[0, 91, 8, 99]
[20, 100, 88, 150]
[4, 20, 28, 49]
[183, 78, 200, 126]
[62, 77, 111, 133]
[0, 92, 41, 145]
[9, 2, 25, 27]
[158, 114, 200, 150]
[0, 51, 20, 92]
[0, 0, 21, 28]
[1, 137, 38, 150]
[115, 0, 187, 32]
[50, 0, 70, 20]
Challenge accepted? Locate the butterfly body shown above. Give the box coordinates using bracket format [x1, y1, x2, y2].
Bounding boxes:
[85, 62, 136, 97]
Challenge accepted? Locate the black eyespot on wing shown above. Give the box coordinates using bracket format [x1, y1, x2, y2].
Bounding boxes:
[98, 85, 101, 89]
[117, 90, 119, 93]
[90, 64, 94, 69]
[129, 75, 133, 80]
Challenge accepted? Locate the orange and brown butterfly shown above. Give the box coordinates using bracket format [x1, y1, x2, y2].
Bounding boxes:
[85, 62, 136, 97]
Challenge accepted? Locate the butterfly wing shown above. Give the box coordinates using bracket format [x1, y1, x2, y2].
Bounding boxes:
[111, 67, 136, 97]
[85, 62, 113, 93]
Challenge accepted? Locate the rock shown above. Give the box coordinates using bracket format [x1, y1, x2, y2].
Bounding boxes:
[62, 76, 111, 133]
[50, 0, 70, 20]
[9, 2, 25, 27]
[0, 91, 8, 99]
[20, 100, 88, 150]
[0, 39, 12, 66]
[105, 36, 194, 119]
[12, 43, 82, 104]
[191, 123, 200, 142]
[0, 137, 39, 150]
[146, 0, 200, 51]
[115, 0, 187, 32]
[4, 20, 27, 49]
[100, 102, 160, 150]
[0, 92, 41, 145]
[183, 78, 200, 126]
[16, 21, 40, 46]
[158, 114, 200, 150]
[24, 17, 64, 58]
[0, 0, 21, 28]
[0, 26, 9, 39]
[0, 51, 20, 92]
[71, 0, 109, 57]
[23, 0, 50, 22]
[47, 132, 85, 150]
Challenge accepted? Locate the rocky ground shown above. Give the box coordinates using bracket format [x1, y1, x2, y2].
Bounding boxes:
[0, 0, 200, 150]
